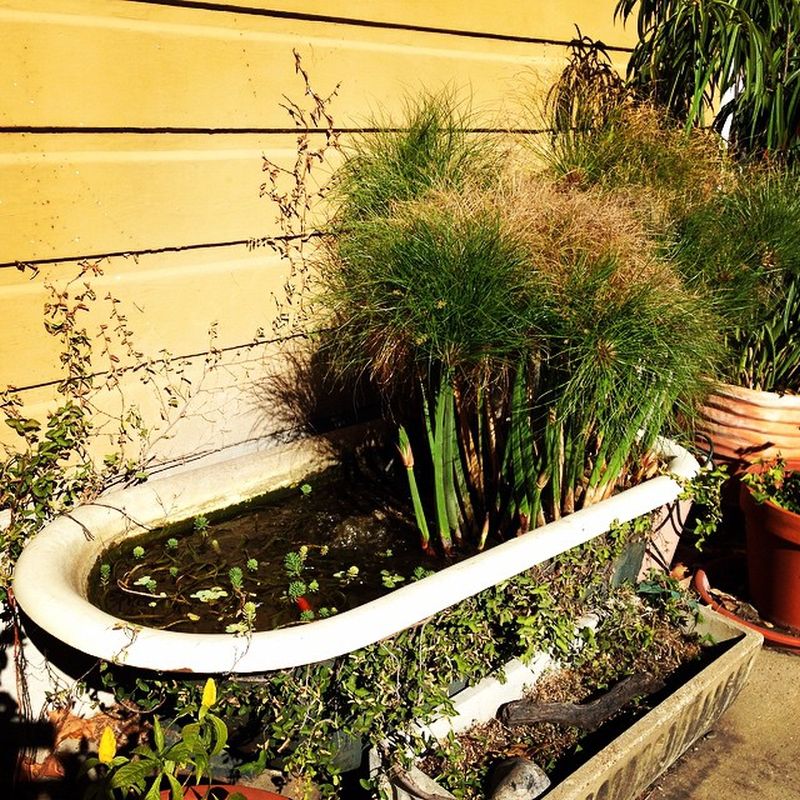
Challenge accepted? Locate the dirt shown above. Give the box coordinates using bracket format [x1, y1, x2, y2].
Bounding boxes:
[417, 606, 702, 796]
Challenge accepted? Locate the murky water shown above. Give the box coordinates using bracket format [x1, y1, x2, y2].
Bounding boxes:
[88, 468, 440, 634]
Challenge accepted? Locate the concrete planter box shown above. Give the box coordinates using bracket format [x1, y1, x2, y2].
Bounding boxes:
[376, 608, 762, 800]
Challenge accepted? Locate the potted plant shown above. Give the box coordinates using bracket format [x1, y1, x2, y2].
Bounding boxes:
[740, 458, 800, 629]
[13, 93, 718, 671]
[676, 169, 800, 470]
[323, 93, 720, 557]
[10, 90, 726, 796]
[84, 679, 285, 800]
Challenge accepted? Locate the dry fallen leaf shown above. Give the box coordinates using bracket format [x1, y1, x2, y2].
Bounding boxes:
[18, 753, 64, 781]
[669, 562, 690, 581]
[49, 706, 141, 749]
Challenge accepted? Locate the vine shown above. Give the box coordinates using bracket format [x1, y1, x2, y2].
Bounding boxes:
[676, 461, 729, 549]
[0, 259, 231, 785]
[253, 49, 341, 338]
[1, 262, 226, 612]
[95, 520, 655, 798]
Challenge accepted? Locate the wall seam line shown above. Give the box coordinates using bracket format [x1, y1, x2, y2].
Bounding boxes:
[125, 0, 635, 53]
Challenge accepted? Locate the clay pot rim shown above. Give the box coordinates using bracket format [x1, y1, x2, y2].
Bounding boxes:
[741, 459, 800, 520]
[159, 783, 287, 799]
[712, 382, 800, 406]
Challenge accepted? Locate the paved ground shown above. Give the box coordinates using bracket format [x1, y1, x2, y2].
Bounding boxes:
[641, 645, 800, 800]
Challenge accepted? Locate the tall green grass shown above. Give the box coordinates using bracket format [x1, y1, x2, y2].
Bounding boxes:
[331, 90, 501, 226]
[320, 94, 720, 553]
[671, 168, 800, 392]
[536, 48, 800, 395]
[540, 103, 730, 233]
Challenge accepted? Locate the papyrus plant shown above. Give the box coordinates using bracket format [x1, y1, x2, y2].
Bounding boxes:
[671, 167, 800, 392]
[321, 95, 720, 553]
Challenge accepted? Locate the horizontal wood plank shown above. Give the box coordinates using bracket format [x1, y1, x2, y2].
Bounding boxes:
[0, 244, 317, 388]
[2, 1, 577, 130]
[109, 0, 638, 50]
[1, 0, 630, 462]
[0, 134, 317, 263]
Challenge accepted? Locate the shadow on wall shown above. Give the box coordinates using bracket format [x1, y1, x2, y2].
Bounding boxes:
[251, 339, 386, 447]
[0, 622, 62, 798]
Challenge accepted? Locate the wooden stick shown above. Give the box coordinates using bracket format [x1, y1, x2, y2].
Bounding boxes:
[388, 764, 454, 800]
[501, 673, 664, 732]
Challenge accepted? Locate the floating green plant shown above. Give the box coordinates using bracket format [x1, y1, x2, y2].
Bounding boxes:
[190, 587, 228, 604]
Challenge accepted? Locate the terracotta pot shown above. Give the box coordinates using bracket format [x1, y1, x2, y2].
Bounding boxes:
[740, 459, 800, 630]
[160, 785, 287, 799]
[697, 383, 800, 471]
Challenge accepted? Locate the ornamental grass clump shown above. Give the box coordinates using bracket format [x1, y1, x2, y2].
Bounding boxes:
[491, 178, 719, 518]
[332, 90, 502, 225]
[321, 94, 720, 555]
[323, 191, 546, 553]
[328, 194, 540, 385]
[671, 167, 800, 392]
[538, 42, 800, 395]
[541, 102, 731, 231]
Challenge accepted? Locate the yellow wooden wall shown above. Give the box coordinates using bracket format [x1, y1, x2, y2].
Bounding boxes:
[0, 0, 635, 468]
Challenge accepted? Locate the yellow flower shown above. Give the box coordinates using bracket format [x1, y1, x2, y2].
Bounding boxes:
[201, 677, 217, 709]
[98, 726, 117, 764]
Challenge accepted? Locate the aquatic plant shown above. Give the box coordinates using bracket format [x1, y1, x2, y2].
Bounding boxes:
[321, 94, 720, 553]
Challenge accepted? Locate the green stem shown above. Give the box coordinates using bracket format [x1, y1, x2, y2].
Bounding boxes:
[397, 426, 432, 554]
[544, 410, 562, 520]
[432, 376, 454, 553]
[441, 383, 461, 539]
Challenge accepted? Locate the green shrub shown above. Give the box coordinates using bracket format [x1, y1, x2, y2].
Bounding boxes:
[672, 167, 800, 391]
[321, 94, 721, 551]
[616, 0, 800, 158]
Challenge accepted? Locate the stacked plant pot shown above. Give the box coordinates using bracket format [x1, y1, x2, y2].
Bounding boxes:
[696, 383, 800, 468]
[739, 459, 800, 631]
[698, 384, 800, 630]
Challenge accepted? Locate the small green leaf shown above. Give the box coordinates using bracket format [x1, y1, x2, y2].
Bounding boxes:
[153, 716, 165, 752]
[207, 713, 228, 756]
[164, 741, 192, 765]
[143, 775, 162, 800]
[181, 721, 203, 748]
[164, 772, 184, 800]
[109, 760, 151, 791]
